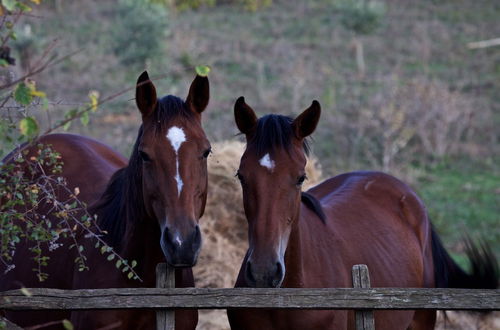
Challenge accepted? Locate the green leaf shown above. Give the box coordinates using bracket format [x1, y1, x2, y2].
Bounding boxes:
[20, 287, 32, 297]
[115, 260, 122, 268]
[107, 254, 115, 261]
[16, 2, 32, 12]
[127, 272, 134, 279]
[41, 97, 49, 110]
[131, 260, 137, 268]
[62, 121, 72, 131]
[195, 65, 211, 77]
[14, 83, 32, 106]
[19, 117, 39, 136]
[80, 111, 89, 126]
[62, 319, 74, 330]
[1, 0, 17, 11]
[88, 91, 99, 112]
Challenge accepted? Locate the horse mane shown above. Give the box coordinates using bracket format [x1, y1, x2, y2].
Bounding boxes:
[250, 114, 310, 157]
[90, 95, 192, 248]
[301, 192, 326, 223]
[155, 95, 194, 132]
[89, 129, 145, 248]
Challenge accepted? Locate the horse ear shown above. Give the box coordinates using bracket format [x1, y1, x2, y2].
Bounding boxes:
[234, 96, 257, 135]
[186, 75, 209, 114]
[136, 71, 157, 118]
[292, 100, 321, 139]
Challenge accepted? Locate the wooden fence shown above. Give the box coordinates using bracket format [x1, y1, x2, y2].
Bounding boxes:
[1, 264, 499, 330]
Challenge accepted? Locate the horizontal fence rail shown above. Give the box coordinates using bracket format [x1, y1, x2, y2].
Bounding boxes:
[1, 287, 499, 311]
[2, 265, 499, 330]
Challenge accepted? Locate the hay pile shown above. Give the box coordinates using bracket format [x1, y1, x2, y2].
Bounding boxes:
[194, 140, 322, 329]
[435, 311, 500, 330]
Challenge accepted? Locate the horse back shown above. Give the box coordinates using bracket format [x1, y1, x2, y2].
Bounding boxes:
[306, 171, 434, 288]
[37, 133, 127, 203]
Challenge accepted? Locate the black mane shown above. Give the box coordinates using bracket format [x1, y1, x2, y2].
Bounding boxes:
[301, 192, 327, 224]
[89, 129, 145, 248]
[90, 95, 191, 248]
[250, 114, 310, 157]
[154, 95, 194, 131]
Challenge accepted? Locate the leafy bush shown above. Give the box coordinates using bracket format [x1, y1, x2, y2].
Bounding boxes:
[109, 0, 169, 67]
[335, 0, 385, 35]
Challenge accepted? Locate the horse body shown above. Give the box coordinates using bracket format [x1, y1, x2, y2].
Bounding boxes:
[228, 97, 497, 330]
[1, 72, 210, 329]
[232, 172, 432, 329]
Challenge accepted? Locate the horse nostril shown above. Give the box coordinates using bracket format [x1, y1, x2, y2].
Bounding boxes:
[161, 227, 170, 244]
[245, 261, 256, 286]
[276, 262, 283, 278]
[272, 262, 285, 288]
[194, 225, 201, 241]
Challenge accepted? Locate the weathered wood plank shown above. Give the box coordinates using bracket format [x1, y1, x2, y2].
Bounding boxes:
[352, 265, 375, 330]
[156, 263, 175, 330]
[1, 288, 498, 311]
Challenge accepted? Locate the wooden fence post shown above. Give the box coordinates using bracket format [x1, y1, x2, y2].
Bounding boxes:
[352, 264, 375, 330]
[156, 263, 175, 330]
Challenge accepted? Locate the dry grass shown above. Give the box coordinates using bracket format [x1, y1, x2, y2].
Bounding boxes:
[435, 311, 500, 330]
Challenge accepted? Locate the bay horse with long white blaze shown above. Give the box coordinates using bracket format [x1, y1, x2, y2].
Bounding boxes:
[227, 97, 498, 330]
[0, 71, 211, 329]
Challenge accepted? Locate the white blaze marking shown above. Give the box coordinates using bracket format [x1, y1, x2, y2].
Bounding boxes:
[166, 126, 186, 197]
[259, 153, 275, 171]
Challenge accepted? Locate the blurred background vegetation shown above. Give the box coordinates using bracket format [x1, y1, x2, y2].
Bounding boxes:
[1, 0, 499, 268]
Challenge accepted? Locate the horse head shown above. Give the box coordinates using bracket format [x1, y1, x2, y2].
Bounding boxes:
[135, 71, 210, 267]
[234, 96, 321, 287]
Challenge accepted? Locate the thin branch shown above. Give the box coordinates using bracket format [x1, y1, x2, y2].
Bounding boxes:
[0, 11, 23, 48]
[467, 38, 500, 49]
[41, 72, 170, 136]
[0, 49, 83, 91]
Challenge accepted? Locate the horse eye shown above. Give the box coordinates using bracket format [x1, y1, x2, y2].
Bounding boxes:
[139, 151, 151, 162]
[202, 148, 212, 159]
[297, 175, 307, 186]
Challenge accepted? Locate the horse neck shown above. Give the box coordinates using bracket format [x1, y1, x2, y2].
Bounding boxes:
[119, 164, 164, 264]
[92, 161, 164, 280]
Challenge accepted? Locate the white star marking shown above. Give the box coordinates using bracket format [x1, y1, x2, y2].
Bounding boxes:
[259, 153, 275, 171]
[166, 126, 186, 197]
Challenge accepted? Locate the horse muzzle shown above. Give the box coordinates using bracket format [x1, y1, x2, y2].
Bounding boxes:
[160, 224, 202, 267]
[245, 258, 285, 288]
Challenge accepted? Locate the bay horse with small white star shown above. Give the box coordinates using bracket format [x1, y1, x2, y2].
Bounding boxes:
[227, 96, 498, 330]
[1, 71, 211, 329]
